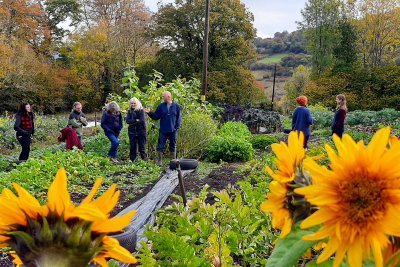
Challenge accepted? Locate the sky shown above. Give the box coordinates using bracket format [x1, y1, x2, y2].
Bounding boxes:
[144, 0, 308, 38]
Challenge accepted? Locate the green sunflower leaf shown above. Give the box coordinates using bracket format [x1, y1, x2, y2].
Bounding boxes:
[266, 223, 319, 267]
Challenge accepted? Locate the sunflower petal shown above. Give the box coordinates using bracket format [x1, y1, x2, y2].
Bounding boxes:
[81, 178, 103, 205]
[92, 210, 137, 233]
[47, 168, 72, 216]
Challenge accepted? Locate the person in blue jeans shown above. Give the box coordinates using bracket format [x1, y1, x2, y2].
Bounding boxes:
[292, 95, 314, 148]
[144, 91, 182, 166]
[101, 102, 123, 163]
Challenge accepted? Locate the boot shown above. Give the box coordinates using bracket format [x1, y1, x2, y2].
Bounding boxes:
[157, 151, 163, 166]
[170, 150, 176, 160]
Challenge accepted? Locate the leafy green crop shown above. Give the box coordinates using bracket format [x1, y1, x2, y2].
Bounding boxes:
[251, 135, 279, 150]
[0, 149, 161, 203]
[218, 121, 252, 141]
[139, 181, 275, 266]
[207, 136, 254, 163]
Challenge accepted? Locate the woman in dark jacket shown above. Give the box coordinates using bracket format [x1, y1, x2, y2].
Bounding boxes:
[67, 102, 88, 143]
[332, 94, 347, 138]
[14, 102, 35, 161]
[126, 97, 147, 161]
[101, 102, 123, 163]
[292, 95, 314, 149]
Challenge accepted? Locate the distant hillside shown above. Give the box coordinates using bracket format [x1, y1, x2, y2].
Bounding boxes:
[250, 30, 311, 106]
[254, 30, 307, 55]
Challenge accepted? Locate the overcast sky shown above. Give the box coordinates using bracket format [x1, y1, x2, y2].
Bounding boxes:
[144, 0, 308, 38]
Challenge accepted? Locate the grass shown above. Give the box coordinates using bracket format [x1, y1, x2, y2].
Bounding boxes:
[257, 53, 289, 64]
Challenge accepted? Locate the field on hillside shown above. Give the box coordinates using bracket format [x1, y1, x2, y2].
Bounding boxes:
[257, 53, 289, 63]
[252, 69, 290, 106]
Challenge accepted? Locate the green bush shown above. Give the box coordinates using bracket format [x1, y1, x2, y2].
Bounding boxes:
[218, 121, 252, 140]
[177, 112, 218, 159]
[207, 136, 254, 163]
[250, 135, 278, 150]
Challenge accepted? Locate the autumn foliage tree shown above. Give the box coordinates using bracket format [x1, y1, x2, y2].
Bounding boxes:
[0, 0, 71, 112]
[149, 0, 266, 105]
[298, 0, 400, 110]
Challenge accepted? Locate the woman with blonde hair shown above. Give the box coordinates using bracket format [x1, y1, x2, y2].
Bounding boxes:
[126, 97, 147, 161]
[101, 102, 123, 163]
[332, 94, 347, 138]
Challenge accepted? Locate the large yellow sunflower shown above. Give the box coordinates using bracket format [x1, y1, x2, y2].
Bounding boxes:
[0, 168, 137, 267]
[261, 131, 307, 238]
[296, 127, 400, 267]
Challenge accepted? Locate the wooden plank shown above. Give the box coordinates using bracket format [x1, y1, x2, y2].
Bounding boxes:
[117, 169, 193, 249]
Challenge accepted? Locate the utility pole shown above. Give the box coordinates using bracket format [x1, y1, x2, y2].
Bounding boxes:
[201, 0, 211, 102]
[271, 63, 277, 111]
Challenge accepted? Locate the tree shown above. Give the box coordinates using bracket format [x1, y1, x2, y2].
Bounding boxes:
[67, 24, 113, 104]
[0, 0, 51, 54]
[43, 0, 82, 43]
[299, 0, 343, 76]
[81, 0, 153, 64]
[333, 21, 359, 73]
[150, 0, 260, 105]
[356, 0, 400, 67]
[283, 65, 311, 111]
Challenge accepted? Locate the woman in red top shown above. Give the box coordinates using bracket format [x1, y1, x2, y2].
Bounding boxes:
[332, 94, 347, 138]
[14, 102, 35, 161]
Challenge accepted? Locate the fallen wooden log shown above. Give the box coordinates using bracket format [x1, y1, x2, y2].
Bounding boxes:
[114, 169, 194, 266]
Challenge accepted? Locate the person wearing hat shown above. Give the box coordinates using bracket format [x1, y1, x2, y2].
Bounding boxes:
[292, 95, 314, 148]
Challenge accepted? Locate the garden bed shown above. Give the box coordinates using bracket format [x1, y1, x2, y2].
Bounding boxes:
[163, 162, 248, 207]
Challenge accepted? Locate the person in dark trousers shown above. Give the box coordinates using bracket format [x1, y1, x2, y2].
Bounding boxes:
[14, 102, 35, 161]
[332, 94, 347, 138]
[126, 97, 147, 161]
[292, 95, 314, 149]
[101, 102, 123, 163]
[144, 91, 182, 166]
[67, 102, 88, 144]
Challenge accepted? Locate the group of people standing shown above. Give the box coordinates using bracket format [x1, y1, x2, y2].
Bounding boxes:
[292, 93, 348, 148]
[100, 91, 181, 164]
[13, 91, 346, 162]
[13, 91, 181, 165]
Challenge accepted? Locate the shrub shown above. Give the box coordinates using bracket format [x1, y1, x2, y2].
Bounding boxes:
[242, 109, 282, 133]
[207, 136, 254, 163]
[177, 112, 218, 159]
[250, 135, 278, 150]
[308, 103, 330, 112]
[218, 121, 252, 141]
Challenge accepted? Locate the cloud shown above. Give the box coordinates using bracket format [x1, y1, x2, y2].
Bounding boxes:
[144, 0, 307, 38]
